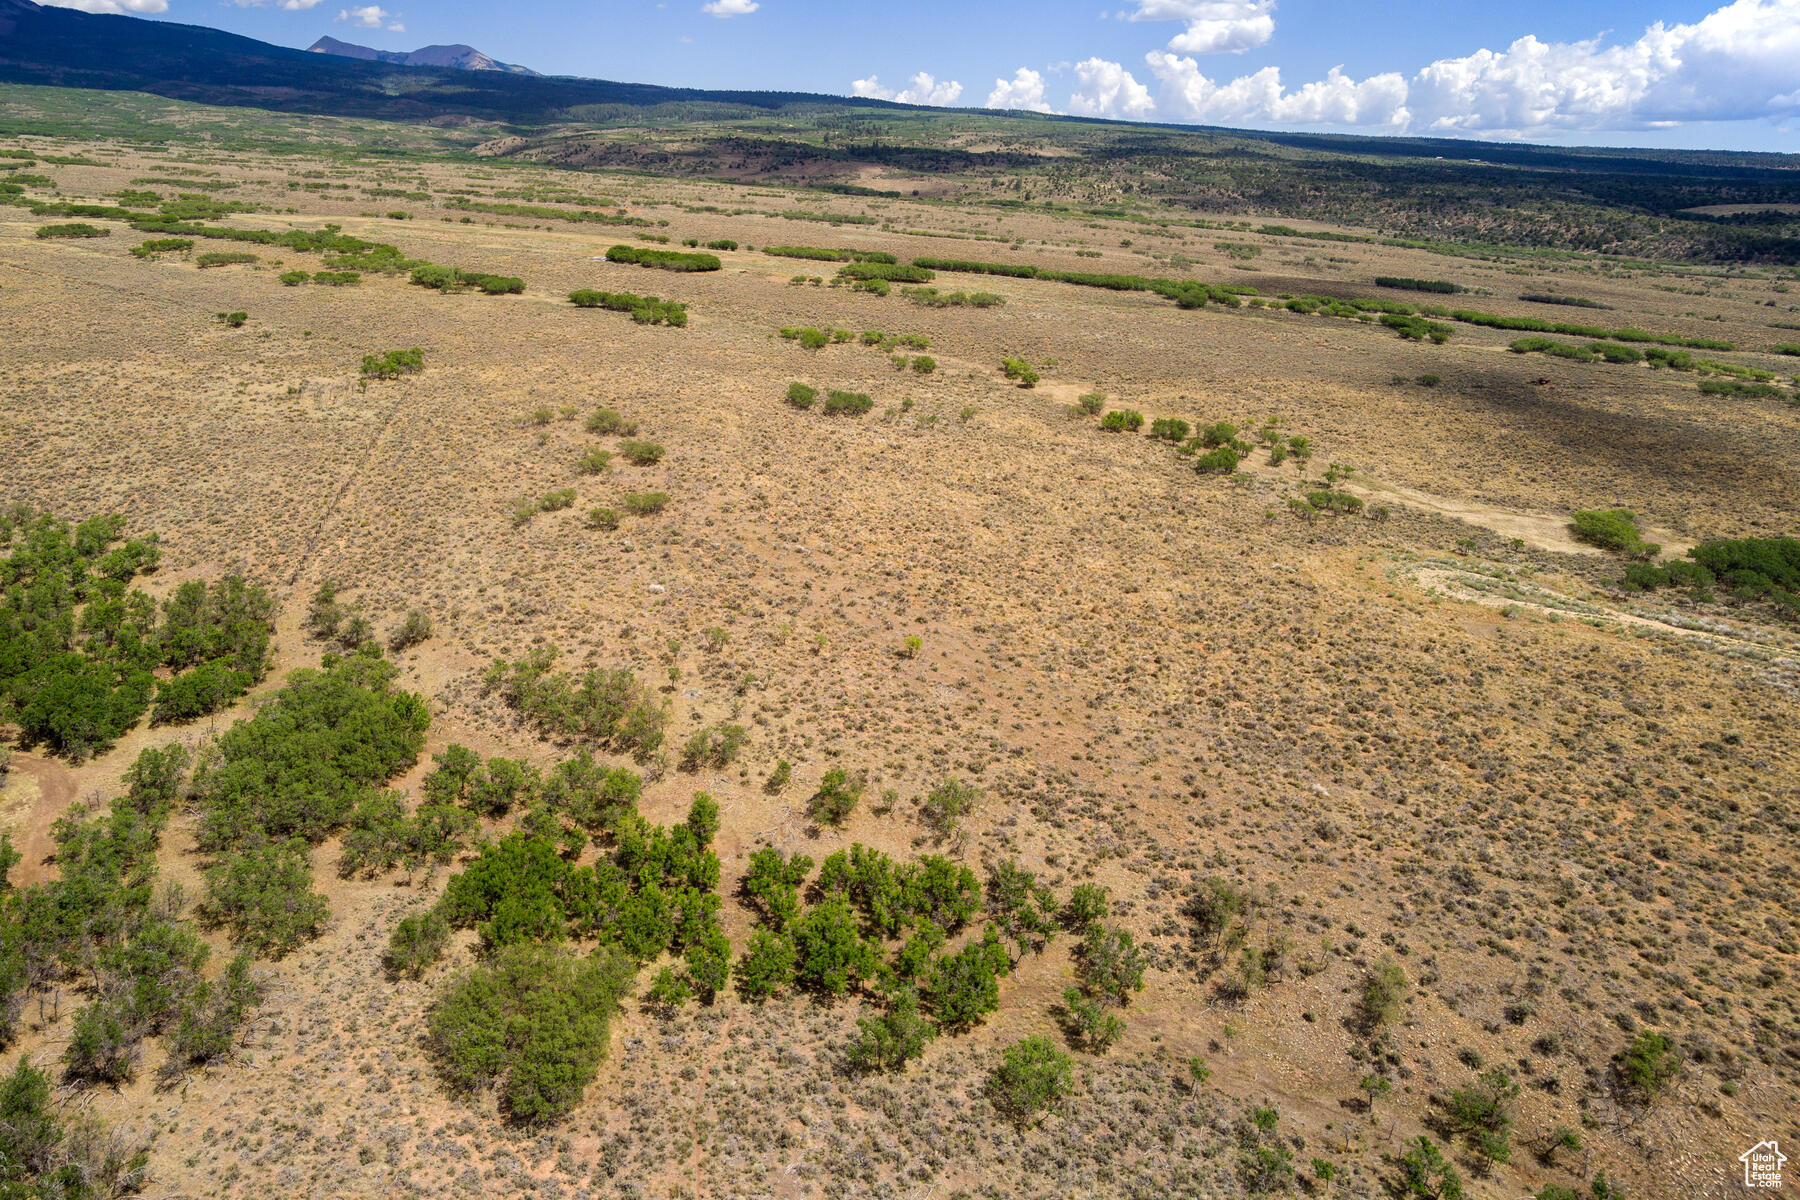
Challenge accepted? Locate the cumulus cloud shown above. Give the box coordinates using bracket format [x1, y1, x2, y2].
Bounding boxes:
[337, 3, 400, 29]
[1407, 0, 1800, 133]
[987, 67, 1052, 113]
[1091, 0, 1800, 136]
[701, 0, 759, 16]
[35, 0, 168, 12]
[1127, 0, 1274, 55]
[1067, 56, 1155, 118]
[850, 72, 964, 106]
[1146, 54, 1409, 126]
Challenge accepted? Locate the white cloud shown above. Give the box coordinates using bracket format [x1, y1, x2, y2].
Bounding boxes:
[701, 0, 759, 16]
[1147, 54, 1409, 126]
[1406, 0, 1800, 134]
[1127, 0, 1274, 55]
[1098, 0, 1800, 136]
[227, 0, 326, 9]
[35, 0, 167, 12]
[336, 4, 399, 28]
[1067, 57, 1156, 119]
[987, 67, 1052, 113]
[850, 72, 964, 106]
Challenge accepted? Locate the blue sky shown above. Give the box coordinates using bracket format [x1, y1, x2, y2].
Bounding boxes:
[45, 0, 1800, 150]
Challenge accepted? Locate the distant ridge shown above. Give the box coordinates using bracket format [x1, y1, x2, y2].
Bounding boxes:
[0, 0, 899, 123]
[306, 36, 537, 76]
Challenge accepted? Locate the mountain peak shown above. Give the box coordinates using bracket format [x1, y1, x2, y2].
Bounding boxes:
[304, 35, 536, 75]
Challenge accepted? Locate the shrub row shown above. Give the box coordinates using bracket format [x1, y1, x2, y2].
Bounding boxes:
[1374, 276, 1463, 293]
[763, 245, 897, 264]
[605, 244, 721, 272]
[410, 265, 524, 295]
[568, 289, 688, 326]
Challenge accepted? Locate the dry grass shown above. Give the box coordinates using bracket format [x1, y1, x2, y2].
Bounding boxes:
[0, 132, 1795, 1200]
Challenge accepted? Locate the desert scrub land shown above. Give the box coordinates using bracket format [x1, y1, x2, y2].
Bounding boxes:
[0, 108, 1797, 1200]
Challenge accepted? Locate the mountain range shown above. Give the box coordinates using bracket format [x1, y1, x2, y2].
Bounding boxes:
[305, 36, 537, 76]
[0, 0, 891, 122]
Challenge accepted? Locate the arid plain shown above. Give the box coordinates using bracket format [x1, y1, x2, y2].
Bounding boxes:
[2, 122, 1798, 1200]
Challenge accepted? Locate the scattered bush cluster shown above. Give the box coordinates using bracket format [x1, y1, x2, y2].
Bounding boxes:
[481, 645, 667, 761]
[0, 511, 276, 758]
[0, 740, 266, 1091]
[1622, 536, 1800, 616]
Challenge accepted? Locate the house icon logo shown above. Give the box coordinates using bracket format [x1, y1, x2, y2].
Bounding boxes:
[1741, 1140, 1786, 1188]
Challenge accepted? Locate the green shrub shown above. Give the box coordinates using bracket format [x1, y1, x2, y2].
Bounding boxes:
[360, 347, 424, 380]
[131, 237, 193, 257]
[703, 239, 738, 251]
[807, 768, 864, 825]
[920, 777, 977, 840]
[682, 723, 746, 770]
[1001, 357, 1040, 387]
[577, 446, 613, 475]
[385, 910, 451, 978]
[1570, 509, 1659, 559]
[1098, 410, 1143, 432]
[785, 382, 818, 409]
[823, 389, 874, 416]
[195, 251, 258, 268]
[587, 506, 621, 531]
[1397, 1136, 1464, 1200]
[1149, 418, 1189, 442]
[618, 440, 664, 466]
[427, 943, 634, 1122]
[928, 938, 1004, 1030]
[313, 270, 360, 286]
[912, 355, 936, 374]
[36, 223, 108, 239]
[1615, 1030, 1680, 1099]
[216, 311, 247, 328]
[199, 838, 330, 958]
[621, 491, 670, 516]
[1195, 445, 1240, 474]
[733, 929, 797, 1002]
[388, 609, 433, 651]
[1061, 987, 1125, 1052]
[279, 270, 310, 286]
[846, 987, 934, 1072]
[585, 408, 637, 436]
[1076, 392, 1106, 415]
[986, 1036, 1073, 1127]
